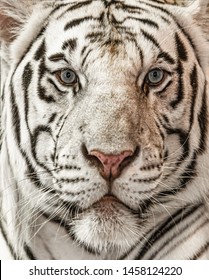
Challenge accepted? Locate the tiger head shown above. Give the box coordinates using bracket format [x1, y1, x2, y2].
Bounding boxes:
[1, 0, 209, 257]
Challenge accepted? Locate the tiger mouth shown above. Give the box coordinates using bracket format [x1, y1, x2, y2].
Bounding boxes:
[89, 194, 141, 216]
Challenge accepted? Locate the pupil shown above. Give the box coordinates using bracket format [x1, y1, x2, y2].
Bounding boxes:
[66, 72, 71, 78]
[153, 71, 158, 78]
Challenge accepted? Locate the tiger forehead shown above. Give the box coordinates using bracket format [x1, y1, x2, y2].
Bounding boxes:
[48, 0, 177, 43]
[45, 0, 178, 64]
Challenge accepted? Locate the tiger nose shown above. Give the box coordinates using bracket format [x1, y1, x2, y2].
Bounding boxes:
[89, 150, 135, 180]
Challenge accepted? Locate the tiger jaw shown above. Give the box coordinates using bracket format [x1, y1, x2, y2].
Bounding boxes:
[52, 149, 163, 253]
[68, 195, 143, 255]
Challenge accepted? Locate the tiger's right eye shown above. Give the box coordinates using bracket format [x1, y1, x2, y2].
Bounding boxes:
[56, 69, 77, 86]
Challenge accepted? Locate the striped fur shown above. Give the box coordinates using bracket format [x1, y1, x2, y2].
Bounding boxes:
[1, 0, 209, 260]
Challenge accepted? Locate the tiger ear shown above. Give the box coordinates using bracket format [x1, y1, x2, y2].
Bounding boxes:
[0, 0, 39, 42]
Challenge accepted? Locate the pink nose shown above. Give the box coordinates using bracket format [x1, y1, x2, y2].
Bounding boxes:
[90, 150, 134, 179]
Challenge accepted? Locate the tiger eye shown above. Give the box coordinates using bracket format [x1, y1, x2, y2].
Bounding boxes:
[57, 69, 77, 85]
[146, 69, 164, 86]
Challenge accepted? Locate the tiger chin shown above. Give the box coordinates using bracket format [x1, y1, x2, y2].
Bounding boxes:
[1, 0, 209, 260]
[68, 195, 144, 256]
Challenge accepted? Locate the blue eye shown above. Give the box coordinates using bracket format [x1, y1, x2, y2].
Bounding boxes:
[147, 69, 164, 85]
[57, 69, 77, 85]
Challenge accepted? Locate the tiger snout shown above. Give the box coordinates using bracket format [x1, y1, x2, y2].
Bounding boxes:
[82, 145, 140, 180]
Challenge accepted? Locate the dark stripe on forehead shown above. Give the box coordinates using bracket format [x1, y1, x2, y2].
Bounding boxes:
[157, 52, 175, 64]
[64, 14, 103, 31]
[62, 39, 77, 51]
[135, 18, 159, 29]
[141, 29, 160, 49]
[81, 49, 93, 68]
[56, 0, 94, 20]
[114, 15, 160, 29]
[85, 31, 104, 43]
[141, 1, 173, 17]
[115, 3, 149, 14]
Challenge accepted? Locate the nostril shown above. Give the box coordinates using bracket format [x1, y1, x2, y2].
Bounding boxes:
[119, 146, 140, 170]
[81, 144, 104, 169]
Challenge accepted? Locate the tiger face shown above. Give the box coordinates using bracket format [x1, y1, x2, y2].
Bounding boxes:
[1, 0, 209, 258]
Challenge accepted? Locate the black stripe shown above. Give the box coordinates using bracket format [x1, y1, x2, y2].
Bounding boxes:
[135, 18, 159, 29]
[166, 128, 190, 163]
[197, 85, 208, 154]
[22, 63, 33, 136]
[81, 49, 93, 68]
[141, 1, 173, 17]
[86, 31, 103, 40]
[191, 240, 209, 260]
[64, 16, 97, 31]
[189, 65, 198, 129]
[157, 52, 175, 65]
[62, 38, 77, 51]
[175, 33, 188, 61]
[31, 125, 54, 175]
[170, 61, 184, 108]
[141, 29, 160, 49]
[10, 80, 55, 191]
[81, 46, 88, 56]
[135, 204, 200, 259]
[24, 245, 36, 260]
[34, 40, 46, 61]
[60, 177, 89, 183]
[56, 0, 93, 19]
[38, 60, 56, 103]
[158, 152, 197, 197]
[175, 21, 201, 67]
[47, 78, 68, 95]
[48, 113, 57, 123]
[10, 84, 21, 145]
[116, 3, 149, 14]
[151, 210, 206, 259]
[13, 27, 46, 68]
[113, 16, 159, 29]
[156, 80, 173, 96]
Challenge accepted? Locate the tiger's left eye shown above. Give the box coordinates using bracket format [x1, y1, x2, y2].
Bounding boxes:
[146, 69, 164, 86]
[56, 69, 77, 85]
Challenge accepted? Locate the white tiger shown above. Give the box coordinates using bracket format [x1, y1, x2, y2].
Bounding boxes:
[0, 0, 209, 260]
